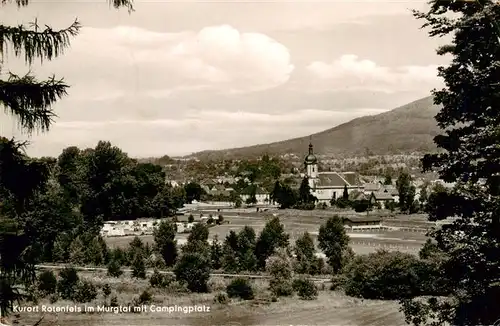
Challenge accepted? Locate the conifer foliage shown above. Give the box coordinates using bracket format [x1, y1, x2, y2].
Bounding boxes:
[400, 1, 500, 325]
[0, 0, 133, 317]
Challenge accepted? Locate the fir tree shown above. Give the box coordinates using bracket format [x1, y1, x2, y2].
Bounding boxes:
[342, 185, 349, 200]
[153, 221, 178, 267]
[69, 237, 85, 265]
[131, 253, 146, 279]
[401, 1, 500, 325]
[210, 235, 223, 270]
[107, 259, 123, 278]
[85, 237, 104, 266]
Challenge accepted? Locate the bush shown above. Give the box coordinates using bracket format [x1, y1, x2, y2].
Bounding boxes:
[343, 250, 424, 300]
[102, 284, 111, 298]
[292, 277, 318, 300]
[137, 290, 152, 304]
[109, 295, 119, 307]
[213, 292, 229, 304]
[37, 270, 57, 296]
[353, 200, 370, 212]
[217, 215, 224, 224]
[57, 267, 80, 300]
[48, 293, 59, 304]
[330, 274, 348, 291]
[226, 278, 254, 300]
[266, 250, 294, 297]
[334, 198, 351, 209]
[174, 253, 210, 293]
[310, 257, 327, 275]
[111, 247, 127, 266]
[73, 281, 98, 303]
[107, 259, 123, 277]
[149, 270, 173, 288]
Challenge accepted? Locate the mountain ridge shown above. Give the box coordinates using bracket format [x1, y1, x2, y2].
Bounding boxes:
[184, 96, 441, 160]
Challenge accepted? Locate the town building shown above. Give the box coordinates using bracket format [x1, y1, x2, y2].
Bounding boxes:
[240, 185, 271, 205]
[343, 216, 383, 230]
[369, 192, 396, 208]
[304, 142, 364, 205]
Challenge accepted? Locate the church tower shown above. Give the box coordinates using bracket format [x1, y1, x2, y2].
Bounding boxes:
[304, 139, 318, 187]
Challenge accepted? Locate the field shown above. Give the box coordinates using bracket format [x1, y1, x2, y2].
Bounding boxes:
[10, 210, 431, 326]
[106, 210, 429, 255]
[11, 270, 406, 326]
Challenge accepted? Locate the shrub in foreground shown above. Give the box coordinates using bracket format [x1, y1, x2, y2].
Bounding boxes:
[107, 259, 123, 277]
[343, 250, 423, 300]
[73, 280, 98, 303]
[102, 284, 112, 298]
[37, 270, 57, 296]
[292, 277, 318, 300]
[226, 278, 254, 300]
[174, 252, 211, 293]
[136, 290, 152, 305]
[131, 254, 147, 279]
[213, 292, 229, 304]
[57, 267, 79, 300]
[266, 250, 294, 297]
[150, 269, 174, 288]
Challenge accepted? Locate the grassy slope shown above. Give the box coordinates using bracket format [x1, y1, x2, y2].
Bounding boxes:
[187, 96, 441, 160]
[13, 271, 405, 326]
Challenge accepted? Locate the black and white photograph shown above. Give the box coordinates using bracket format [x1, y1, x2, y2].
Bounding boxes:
[0, 0, 499, 325]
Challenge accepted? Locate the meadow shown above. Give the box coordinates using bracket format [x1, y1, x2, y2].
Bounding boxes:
[105, 210, 429, 255]
[13, 270, 406, 326]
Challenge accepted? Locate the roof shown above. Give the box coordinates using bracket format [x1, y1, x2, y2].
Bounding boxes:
[371, 191, 394, 200]
[349, 190, 367, 201]
[364, 183, 382, 191]
[304, 143, 318, 164]
[316, 172, 349, 188]
[343, 216, 382, 223]
[341, 172, 362, 186]
[383, 185, 399, 196]
[211, 189, 231, 197]
[304, 154, 318, 164]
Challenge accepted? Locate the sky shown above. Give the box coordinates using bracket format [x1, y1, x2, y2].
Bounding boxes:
[0, 0, 448, 158]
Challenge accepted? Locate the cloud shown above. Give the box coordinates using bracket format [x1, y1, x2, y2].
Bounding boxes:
[306, 54, 442, 93]
[23, 107, 386, 158]
[46, 25, 294, 97]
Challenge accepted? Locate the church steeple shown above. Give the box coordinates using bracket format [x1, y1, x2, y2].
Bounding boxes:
[304, 136, 318, 167]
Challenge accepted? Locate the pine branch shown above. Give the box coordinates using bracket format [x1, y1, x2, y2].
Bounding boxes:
[0, 20, 81, 65]
[0, 72, 68, 134]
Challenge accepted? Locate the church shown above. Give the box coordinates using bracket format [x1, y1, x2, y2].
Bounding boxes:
[304, 142, 364, 205]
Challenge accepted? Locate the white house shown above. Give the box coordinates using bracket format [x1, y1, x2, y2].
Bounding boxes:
[240, 186, 271, 205]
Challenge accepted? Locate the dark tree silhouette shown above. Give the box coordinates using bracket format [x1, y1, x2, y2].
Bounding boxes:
[400, 1, 500, 325]
[0, 0, 133, 317]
